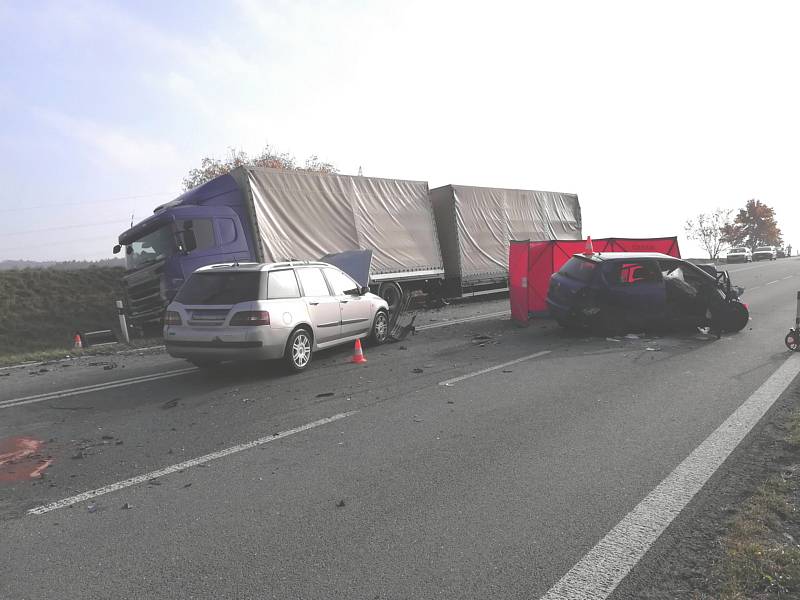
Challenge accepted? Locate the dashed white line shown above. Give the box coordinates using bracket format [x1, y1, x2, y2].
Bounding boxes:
[539, 352, 800, 600]
[439, 350, 551, 386]
[782, 275, 793, 280]
[766, 280, 780, 285]
[417, 310, 510, 331]
[0, 367, 198, 410]
[2, 311, 513, 409]
[27, 411, 357, 515]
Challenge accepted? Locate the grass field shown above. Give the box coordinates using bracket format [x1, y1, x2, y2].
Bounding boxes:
[0, 266, 125, 356]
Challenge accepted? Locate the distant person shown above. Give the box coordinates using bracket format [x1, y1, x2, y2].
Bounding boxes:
[787, 244, 792, 257]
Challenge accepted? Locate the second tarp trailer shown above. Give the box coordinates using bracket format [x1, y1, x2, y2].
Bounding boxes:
[429, 184, 582, 297]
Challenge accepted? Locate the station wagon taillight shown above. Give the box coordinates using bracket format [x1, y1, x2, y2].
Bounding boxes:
[229, 311, 270, 326]
[164, 311, 182, 326]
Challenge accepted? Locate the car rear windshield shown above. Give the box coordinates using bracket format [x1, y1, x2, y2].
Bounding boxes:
[755, 247, 772, 252]
[558, 257, 597, 283]
[175, 272, 262, 305]
[729, 248, 747, 253]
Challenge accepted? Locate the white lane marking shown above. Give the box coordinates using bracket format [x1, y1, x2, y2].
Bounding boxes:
[439, 350, 551, 386]
[0, 361, 38, 371]
[766, 280, 779, 285]
[3, 310, 512, 408]
[417, 310, 510, 331]
[0, 367, 198, 410]
[539, 352, 800, 600]
[783, 275, 793, 280]
[28, 411, 357, 515]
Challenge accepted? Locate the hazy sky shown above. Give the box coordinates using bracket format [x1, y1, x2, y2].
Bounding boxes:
[1, 0, 798, 261]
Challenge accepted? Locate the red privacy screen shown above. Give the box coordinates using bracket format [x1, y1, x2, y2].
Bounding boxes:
[509, 237, 681, 323]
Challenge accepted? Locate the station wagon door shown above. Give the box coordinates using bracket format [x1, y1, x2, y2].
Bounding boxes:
[603, 259, 666, 326]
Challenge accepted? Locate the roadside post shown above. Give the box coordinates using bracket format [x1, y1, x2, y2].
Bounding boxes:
[116, 300, 130, 344]
[786, 291, 800, 352]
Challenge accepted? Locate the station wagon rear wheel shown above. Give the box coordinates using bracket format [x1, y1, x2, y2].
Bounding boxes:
[285, 328, 312, 373]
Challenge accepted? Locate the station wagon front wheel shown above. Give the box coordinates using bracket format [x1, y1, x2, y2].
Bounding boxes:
[369, 310, 389, 345]
[285, 328, 313, 373]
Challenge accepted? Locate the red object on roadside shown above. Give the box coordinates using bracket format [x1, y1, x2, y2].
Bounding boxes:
[73, 333, 82, 349]
[0, 436, 52, 482]
[351, 338, 367, 364]
[584, 236, 594, 256]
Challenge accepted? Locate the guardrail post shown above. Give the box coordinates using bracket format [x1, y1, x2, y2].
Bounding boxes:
[116, 300, 130, 344]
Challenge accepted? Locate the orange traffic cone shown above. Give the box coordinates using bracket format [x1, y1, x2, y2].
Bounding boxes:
[351, 338, 367, 364]
[73, 333, 83, 349]
[584, 236, 594, 256]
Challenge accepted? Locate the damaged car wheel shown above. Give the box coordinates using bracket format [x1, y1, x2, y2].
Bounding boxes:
[721, 302, 749, 333]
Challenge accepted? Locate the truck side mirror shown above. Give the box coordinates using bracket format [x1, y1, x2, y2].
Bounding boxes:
[113, 245, 121, 254]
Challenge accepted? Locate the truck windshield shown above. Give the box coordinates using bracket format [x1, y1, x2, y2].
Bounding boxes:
[126, 226, 175, 270]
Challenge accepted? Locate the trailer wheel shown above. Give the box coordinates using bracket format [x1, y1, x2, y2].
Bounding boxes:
[379, 282, 403, 315]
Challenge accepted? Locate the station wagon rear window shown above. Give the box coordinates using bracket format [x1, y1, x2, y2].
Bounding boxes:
[558, 257, 597, 283]
[176, 272, 262, 305]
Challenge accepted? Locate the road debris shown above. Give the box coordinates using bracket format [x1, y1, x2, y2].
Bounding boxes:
[121, 502, 133, 510]
[147, 478, 161, 486]
[161, 398, 180, 409]
[412, 368, 424, 374]
[316, 392, 334, 398]
[335, 499, 346, 507]
[87, 503, 97, 513]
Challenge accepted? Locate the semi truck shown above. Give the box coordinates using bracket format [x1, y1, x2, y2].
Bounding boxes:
[114, 167, 581, 331]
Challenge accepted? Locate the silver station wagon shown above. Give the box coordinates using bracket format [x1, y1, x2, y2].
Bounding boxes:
[164, 262, 390, 371]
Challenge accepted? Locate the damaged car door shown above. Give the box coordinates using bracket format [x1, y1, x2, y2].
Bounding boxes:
[601, 259, 666, 330]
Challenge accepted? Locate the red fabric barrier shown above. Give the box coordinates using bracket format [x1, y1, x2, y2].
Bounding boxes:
[509, 237, 680, 321]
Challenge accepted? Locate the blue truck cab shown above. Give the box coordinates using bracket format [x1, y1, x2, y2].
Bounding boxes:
[115, 174, 257, 331]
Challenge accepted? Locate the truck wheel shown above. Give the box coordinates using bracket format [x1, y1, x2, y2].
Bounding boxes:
[285, 328, 313, 373]
[369, 310, 389, 345]
[379, 282, 403, 315]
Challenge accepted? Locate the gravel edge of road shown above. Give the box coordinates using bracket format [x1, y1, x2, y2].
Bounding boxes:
[614, 369, 800, 599]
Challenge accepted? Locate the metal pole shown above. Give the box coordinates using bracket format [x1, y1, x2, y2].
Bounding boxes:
[796, 291, 800, 330]
[116, 300, 130, 344]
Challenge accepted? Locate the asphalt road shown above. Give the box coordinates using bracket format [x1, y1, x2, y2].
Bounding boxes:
[1, 258, 799, 599]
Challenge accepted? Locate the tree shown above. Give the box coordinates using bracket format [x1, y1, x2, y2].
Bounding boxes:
[720, 199, 783, 250]
[182, 145, 337, 191]
[684, 208, 732, 260]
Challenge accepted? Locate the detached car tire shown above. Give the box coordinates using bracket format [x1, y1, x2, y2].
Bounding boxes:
[285, 328, 313, 373]
[368, 310, 389, 345]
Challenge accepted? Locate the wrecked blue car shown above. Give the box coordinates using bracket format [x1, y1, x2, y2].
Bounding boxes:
[546, 252, 749, 335]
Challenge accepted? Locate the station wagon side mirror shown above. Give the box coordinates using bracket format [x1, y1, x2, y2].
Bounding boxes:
[359, 286, 369, 296]
[113, 244, 121, 254]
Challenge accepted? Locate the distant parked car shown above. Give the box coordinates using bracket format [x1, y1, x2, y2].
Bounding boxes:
[777, 248, 787, 258]
[164, 262, 390, 371]
[725, 247, 752, 263]
[752, 246, 778, 261]
[546, 252, 749, 335]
